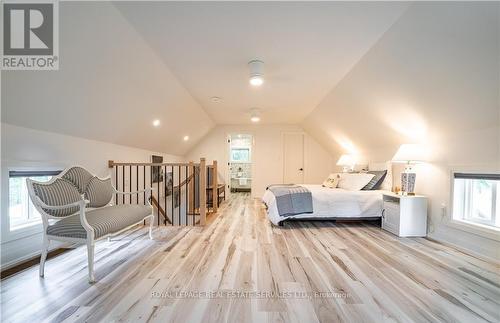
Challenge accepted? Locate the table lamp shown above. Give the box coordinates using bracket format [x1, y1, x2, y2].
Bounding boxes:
[336, 154, 355, 173]
[392, 144, 427, 195]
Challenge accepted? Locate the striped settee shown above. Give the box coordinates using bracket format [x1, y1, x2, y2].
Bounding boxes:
[27, 166, 154, 283]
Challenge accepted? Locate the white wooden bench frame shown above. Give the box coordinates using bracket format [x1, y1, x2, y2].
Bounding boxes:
[26, 167, 154, 283]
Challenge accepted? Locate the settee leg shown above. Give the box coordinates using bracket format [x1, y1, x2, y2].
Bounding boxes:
[149, 215, 154, 239]
[39, 236, 50, 277]
[87, 241, 95, 283]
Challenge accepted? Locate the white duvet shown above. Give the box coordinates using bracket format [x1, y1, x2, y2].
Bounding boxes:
[262, 184, 383, 225]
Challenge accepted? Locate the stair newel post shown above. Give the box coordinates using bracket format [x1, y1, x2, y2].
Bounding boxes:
[200, 158, 207, 225]
[212, 160, 218, 213]
[188, 161, 194, 222]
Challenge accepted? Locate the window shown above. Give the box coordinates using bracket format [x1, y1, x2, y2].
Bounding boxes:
[231, 148, 250, 162]
[9, 170, 61, 230]
[453, 173, 500, 229]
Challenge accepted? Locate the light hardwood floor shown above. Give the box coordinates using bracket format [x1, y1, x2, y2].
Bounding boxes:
[1, 193, 499, 323]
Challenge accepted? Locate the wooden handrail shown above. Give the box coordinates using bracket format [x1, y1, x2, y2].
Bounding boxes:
[108, 160, 199, 168]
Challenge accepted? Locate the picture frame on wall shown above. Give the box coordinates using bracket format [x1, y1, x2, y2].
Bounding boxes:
[151, 155, 163, 183]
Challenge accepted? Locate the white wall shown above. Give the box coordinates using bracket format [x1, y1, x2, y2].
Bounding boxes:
[0, 123, 183, 269]
[185, 124, 335, 198]
[303, 3, 500, 260]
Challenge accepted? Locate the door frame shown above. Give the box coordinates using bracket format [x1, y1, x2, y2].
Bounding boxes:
[281, 131, 305, 184]
[226, 133, 254, 192]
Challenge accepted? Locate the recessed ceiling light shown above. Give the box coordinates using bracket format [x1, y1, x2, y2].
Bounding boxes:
[152, 119, 160, 127]
[250, 108, 261, 123]
[211, 96, 222, 103]
[183, 135, 189, 141]
[248, 60, 264, 87]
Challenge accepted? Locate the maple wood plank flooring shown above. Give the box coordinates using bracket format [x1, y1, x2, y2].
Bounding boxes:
[1, 193, 498, 323]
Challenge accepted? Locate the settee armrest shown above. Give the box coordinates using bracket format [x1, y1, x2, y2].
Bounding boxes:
[35, 196, 89, 211]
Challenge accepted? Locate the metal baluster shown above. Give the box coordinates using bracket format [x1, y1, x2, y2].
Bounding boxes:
[185, 165, 188, 226]
[122, 165, 125, 204]
[171, 166, 174, 226]
[178, 165, 181, 226]
[157, 165, 160, 226]
[115, 166, 118, 205]
[164, 165, 167, 225]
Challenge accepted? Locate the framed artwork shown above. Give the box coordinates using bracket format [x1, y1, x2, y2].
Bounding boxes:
[165, 171, 173, 196]
[151, 155, 163, 183]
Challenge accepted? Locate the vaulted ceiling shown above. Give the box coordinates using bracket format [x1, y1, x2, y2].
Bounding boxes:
[3, 2, 496, 157]
[114, 1, 409, 125]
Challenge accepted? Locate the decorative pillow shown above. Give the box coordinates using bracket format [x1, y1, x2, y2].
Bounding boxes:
[362, 170, 387, 190]
[380, 161, 393, 191]
[337, 173, 375, 191]
[85, 177, 114, 207]
[322, 173, 341, 188]
[62, 166, 93, 194]
[32, 178, 81, 217]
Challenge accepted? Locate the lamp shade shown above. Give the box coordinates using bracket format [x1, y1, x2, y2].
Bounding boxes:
[336, 154, 355, 166]
[392, 144, 427, 163]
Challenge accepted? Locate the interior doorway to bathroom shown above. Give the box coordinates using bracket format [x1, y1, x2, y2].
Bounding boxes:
[228, 134, 253, 193]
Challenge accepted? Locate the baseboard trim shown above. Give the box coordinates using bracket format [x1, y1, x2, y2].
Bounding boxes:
[1, 247, 72, 280]
[426, 236, 500, 266]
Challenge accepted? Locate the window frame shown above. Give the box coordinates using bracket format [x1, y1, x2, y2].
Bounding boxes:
[449, 170, 500, 241]
[9, 170, 62, 231]
[1, 165, 64, 243]
[230, 146, 252, 163]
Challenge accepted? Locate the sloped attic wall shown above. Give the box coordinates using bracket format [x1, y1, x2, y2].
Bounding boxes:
[303, 2, 500, 259]
[1, 2, 214, 156]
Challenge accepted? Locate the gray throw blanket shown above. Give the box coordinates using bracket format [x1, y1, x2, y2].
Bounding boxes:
[267, 184, 313, 217]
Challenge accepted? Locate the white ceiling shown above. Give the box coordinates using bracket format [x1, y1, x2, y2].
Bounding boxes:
[2, 2, 214, 155]
[302, 2, 500, 162]
[1, 1, 413, 155]
[115, 1, 410, 124]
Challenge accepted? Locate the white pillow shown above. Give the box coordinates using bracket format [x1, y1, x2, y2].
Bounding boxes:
[322, 173, 341, 188]
[338, 173, 375, 191]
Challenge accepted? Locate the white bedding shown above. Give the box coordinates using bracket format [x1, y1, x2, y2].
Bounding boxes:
[262, 184, 383, 225]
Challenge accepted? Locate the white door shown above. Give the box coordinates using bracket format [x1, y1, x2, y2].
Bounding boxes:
[283, 133, 304, 184]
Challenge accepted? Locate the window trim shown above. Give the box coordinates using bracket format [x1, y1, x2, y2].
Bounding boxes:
[8, 170, 62, 231]
[2, 166, 63, 243]
[230, 146, 252, 163]
[449, 170, 500, 242]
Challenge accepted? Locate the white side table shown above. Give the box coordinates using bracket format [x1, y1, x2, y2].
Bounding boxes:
[382, 192, 428, 237]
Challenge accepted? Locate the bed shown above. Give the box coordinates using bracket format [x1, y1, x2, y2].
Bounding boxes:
[263, 185, 384, 226]
[263, 162, 391, 226]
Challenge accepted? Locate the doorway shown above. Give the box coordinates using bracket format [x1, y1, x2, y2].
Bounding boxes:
[228, 134, 253, 193]
[283, 133, 304, 184]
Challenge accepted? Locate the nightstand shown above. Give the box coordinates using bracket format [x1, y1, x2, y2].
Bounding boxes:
[382, 193, 428, 237]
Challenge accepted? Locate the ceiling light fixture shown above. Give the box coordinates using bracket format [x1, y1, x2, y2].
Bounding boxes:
[152, 119, 160, 127]
[250, 108, 261, 123]
[211, 96, 222, 103]
[183, 135, 189, 141]
[248, 60, 264, 86]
